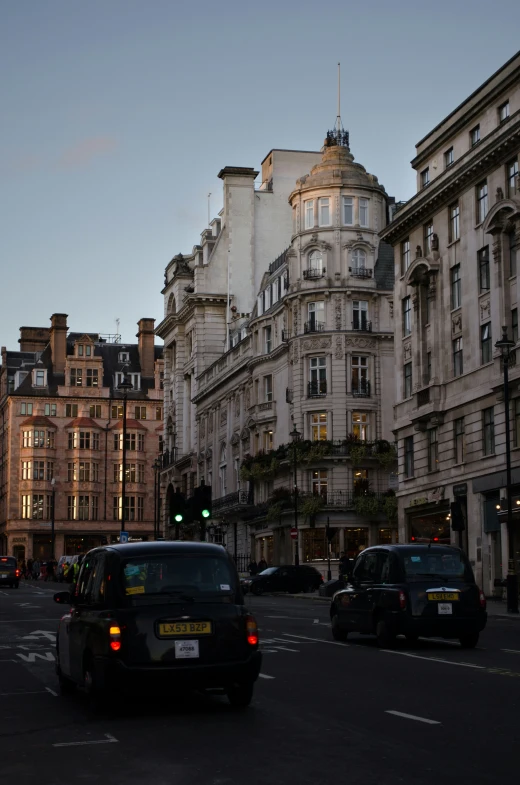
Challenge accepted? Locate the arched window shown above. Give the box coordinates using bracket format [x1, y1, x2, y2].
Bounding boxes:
[352, 249, 366, 270]
[167, 293, 176, 315]
[309, 250, 323, 273]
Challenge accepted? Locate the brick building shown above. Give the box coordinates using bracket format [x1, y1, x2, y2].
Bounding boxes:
[0, 314, 164, 560]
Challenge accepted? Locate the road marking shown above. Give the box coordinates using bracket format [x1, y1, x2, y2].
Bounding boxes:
[272, 646, 300, 653]
[21, 630, 56, 641]
[502, 649, 520, 654]
[17, 651, 55, 663]
[0, 690, 48, 696]
[385, 710, 441, 725]
[0, 659, 17, 663]
[46, 687, 58, 696]
[381, 650, 484, 669]
[283, 633, 349, 647]
[265, 615, 291, 619]
[53, 734, 118, 748]
[313, 619, 319, 624]
[259, 673, 275, 680]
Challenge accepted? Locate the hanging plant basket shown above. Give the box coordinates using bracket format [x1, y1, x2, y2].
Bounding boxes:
[353, 494, 380, 517]
[300, 494, 325, 522]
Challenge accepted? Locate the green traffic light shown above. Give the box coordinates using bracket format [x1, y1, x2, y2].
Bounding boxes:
[201, 509, 210, 518]
[174, 514, 183, 522]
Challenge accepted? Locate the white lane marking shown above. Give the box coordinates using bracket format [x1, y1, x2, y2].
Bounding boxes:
[381, 650, 485, 669]
[265, 616, 291, 619]
[53, 734, 118, 748]
[502, 649, 520, 654]
[17, 651, 55, 663]
[283, 633, 349, 647]
[46, 687, 58, 696]
[313, 619, 319, 624]
[259, 673, 275, 680]
[272, 646, 300, 653]
[0, 659, 17, 663]
[21, 630, 56, 641]
[385, 710, 441, 725]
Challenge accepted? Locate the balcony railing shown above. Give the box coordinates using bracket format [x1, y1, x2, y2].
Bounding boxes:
[281, 329, 291, 342]
[308, 380, 327, 398]
[303, 267, 326, 280]
[349, 267, 372, 279]
[351, 320, 372, 332]
[417, 387, 430, 407]
[304, 320, 326, 334]
[212, 489, 251, 513]
[352, 380, 371, 397]
[161, 449, 176, 468]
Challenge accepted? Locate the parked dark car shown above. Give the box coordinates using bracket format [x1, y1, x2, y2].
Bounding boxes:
[53, 542, 262, 709]
[0, 556, 20, 588]
[242, 565, 323, 595]
[330, 544, 487, 649]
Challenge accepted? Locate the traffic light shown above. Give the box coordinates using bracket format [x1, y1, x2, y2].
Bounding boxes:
[450, 500, 465, 532]
[170, 490, 186, 525]
[193, 482, 212, 522]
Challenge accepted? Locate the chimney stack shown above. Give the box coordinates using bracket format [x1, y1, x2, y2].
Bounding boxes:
[136, 318, 155, 378]
[50, 313, 68, 374]
[19, 326, 51, 352]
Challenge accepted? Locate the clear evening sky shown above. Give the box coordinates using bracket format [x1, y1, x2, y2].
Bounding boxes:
[1, 0, 519, 351]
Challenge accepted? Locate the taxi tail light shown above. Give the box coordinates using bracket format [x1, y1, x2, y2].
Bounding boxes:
[109, 625, 122, 652]
[15, 569, 20, 577]
[246, 615, 258, 646]
[479, 589, 486, 610]
[399, 590, 407, 610]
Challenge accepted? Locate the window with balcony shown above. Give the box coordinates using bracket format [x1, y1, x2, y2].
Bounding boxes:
[306, 301, 325, 332]
[309, 357, 327, 397]
[478, 246, 490, 291]
[343, 196, 353, 225]
[403, 362, 412, 399]
[318, 197, 330, 226]
[454, 418, 465, 464]
[352, 300, 369, 331]
[401, 239, 410, 274]
[304, 200, 314, 229]
[352, 355, 369, 396]
[483, 407, 495, 455]
[507, 158, 518, 197]
[311, 469, 328, 499]
[451, 265, 461, 309]
[453, 337, 463, 377]
[481, 323, 492, 364]
[359, 198, 369, 227]
[404, 435, 414, 477]
[427, 428, 438, 472]
[470, 125, 480, 147]
[311, 413, 327, 441]
[476, 181, 488, 224]
[351, 249, 368, 276]
[402, 296, 411, 336]
[264, 375, 273, 403]
[449, 203, 460, 242]
[424, 222, 434, 255]
[305, 250, 323, 279]
[264, 326, 272, 354]
[352, 412, 369, 441]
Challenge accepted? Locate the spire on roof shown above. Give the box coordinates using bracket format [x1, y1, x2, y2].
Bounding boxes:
[325, 62, 350, 149]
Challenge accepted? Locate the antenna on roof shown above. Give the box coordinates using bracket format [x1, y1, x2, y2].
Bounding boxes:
[115, 318, 121, 344]
[336, 62, 341, 141]
[208, 193, 211, 227]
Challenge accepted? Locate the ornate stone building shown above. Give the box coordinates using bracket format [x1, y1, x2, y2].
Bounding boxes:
[157, 139, 397, 572]
[380, 52, 520, 594]
[0, 314, 164, 560]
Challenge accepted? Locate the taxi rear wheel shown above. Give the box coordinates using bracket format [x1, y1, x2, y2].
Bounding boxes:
[331, 612, 348, 641]
[226, 681, 254, 708]
[84, 656, 109, 712]
[459, 632, 479, 649]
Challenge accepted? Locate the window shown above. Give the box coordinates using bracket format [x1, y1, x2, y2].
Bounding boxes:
[86, 369, 98, 388]
[156, 406, 163, 421]
[118, 352, 129, 363]
[515, 399, 520, 447]
[352, 300, 369, 330]
[78, 496, 90, 521]
[454, 418, 465, 464]
[318, 197, 330, 226]
[311, 413, 327, 441]
[510, 232, 518, 277]
[264, 375, 273, 403]
[427, 351, 432, 381]
[483, 407, 495, 455]
[401, 239, 410, 273]
[470, 125, 480, 146]
[69, 432, 77, 449]
[444, 147, 454, 168]
[68, 462, 76, 482]
[404, 436, 414, 477]
[343, 196, 353, 225]
[20, 402, 33, 416]
[263, 430, 273, 451]
[89, 404, 102, 418]
[476, 181, 488, 224]
[219, 461, 227, 496]
[137, 497, 144, 522]
[424, 222, 434, 255]
[428, 428, 438, 472]
[359, 198, 369, 227]
[308, 301, 325, 330]
[70, 368, 82, 387]
[507, 158, 518, 197]
[402, 296, 411, 336]
[78, 461, 90, 482]
[453, 337, 463, 377]
[66, 404, 78, 418]
[478, 246, 490, 291]
[513, 309, 518, 343]
[309, 357, 327, 396]
[421, 168, 430, 188]
[450, 265, 461, 309]
[33, 430, 45, 448]
[304, 200, 314, 229]
[403, 362, 412, 399]
[31, 494, 47, 519]
[78, 345, 83, 356]
[499, 101, 510, 123]
[480, 323, 492, 364]
[351, 355, 368, 394]
[257, 294, 263, 317]
[264, 326, 272, 354]
[111, 405, 124, 419]
[159, 371, 164, 390]
[138, 463, 145, 483]
[138, 433, 145, 451]
[92, 496, 99, 521]
[449, 203, 460, 242]
[46, 431, 55, 449]
[79, 432, 91, 450]
[352, 412, 369, 441]
[129, 373, 141, 391]
[264, 285, 271, 311]
[33, 460, 45, 480]
[21, 461, 31, 480]
[311, 470, 328, 499]
[134, 406, 147, 420]
[45, 403, 57, 417]
[351, 249, 366, 271]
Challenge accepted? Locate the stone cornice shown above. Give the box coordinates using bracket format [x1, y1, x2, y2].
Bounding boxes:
[155, 293, 228, 339]
[247, 343, 288, 371]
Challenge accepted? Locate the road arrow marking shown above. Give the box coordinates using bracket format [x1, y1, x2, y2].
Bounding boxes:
[21, 630, 56, 641]
[17, 651, 55, 663]
[53, 734, 118, 748]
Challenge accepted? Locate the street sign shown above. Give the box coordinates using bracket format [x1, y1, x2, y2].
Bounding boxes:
[120, 531, 129, 543]
[453, 483, 468, 496]
[290, 527, 298, 540]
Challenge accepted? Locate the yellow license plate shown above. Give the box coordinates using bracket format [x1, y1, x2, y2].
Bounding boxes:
[158, 621, 212, 636]
[427, 592, 459, 601]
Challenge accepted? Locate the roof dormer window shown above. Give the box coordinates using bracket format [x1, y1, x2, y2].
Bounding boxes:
[15, 371, 28, 389]
[119, 351, 130, 363]
[33, 369, 47, 388]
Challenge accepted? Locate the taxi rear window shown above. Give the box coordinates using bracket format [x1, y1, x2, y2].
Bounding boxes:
[0, 558, 15, 565]
[121, 555, 236, 598]
[403, 551, 473, 581]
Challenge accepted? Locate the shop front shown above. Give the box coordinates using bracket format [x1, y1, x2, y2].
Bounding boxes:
[407, 505, 451, 544]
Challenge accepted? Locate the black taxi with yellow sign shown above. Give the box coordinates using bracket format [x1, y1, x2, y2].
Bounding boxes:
[53, 542, 261, 709]
[330, 544, 487, 649]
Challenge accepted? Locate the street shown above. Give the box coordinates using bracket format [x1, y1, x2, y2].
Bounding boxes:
[1, 584, 519, 784]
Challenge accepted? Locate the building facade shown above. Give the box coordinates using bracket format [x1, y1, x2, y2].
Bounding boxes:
[380, 52, 520, 594]
[0, 314, 164, 560]
[157, 136, 398, 574]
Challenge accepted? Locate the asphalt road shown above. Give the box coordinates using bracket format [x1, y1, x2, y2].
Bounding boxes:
[1, 582, 519, 785]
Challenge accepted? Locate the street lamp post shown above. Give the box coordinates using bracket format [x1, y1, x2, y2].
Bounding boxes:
[495, 326, 519, 613]
[118, 373, 133, 535]
[290, 426, 301, 567]
[50, 477, 56, 560]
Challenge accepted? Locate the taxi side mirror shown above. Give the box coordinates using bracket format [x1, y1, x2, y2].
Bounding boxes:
[53, 591, 72, 604]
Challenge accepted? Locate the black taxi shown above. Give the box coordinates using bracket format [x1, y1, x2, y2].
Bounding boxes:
[0, 556, 20, 588]
[330, 544, 487, 648]
[53, 541, 262, 708]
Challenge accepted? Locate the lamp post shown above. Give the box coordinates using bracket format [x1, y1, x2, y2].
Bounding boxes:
[50, 477, 56, 560]
[495, 326, 518, 613]
[290, 426, 301, 567]
[118, 373, 133, 535]
[153, 457, 162, 540]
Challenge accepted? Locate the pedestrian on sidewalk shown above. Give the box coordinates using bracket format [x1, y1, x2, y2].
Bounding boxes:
[248, 559, 258, 576]
[26, 558, 33, 580]
[62, 561, 69, 583]
[32, 559, 40, 580]
[46, 558, 56, 582]
[338, 551, 350, 581]
[258, 558, 267, 572]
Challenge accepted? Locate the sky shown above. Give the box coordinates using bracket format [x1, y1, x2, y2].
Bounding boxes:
[1, 0, 519, 352]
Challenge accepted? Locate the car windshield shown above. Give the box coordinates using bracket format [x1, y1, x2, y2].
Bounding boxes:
[121, 555, 236, 599]
[403, 551, 473, 581]
[258, 567, 278, 576]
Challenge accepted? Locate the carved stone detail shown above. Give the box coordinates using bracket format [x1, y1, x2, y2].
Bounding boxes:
[403, 342, 412, 360]
[220, 407, 227, 426]
[388, 299, 394, 318]
[493, 236, 502, 265]
[208, 413, 214, 434]
[428, 273, 437, 299]
[416, 245, 423, 258]
[335, 335, 343, 359]
[293, 340, 300, 364]
[480, 299, 491, 320]
[496, 186, 504, 202]
[240, 427, 250, 442]
[451, 313, 462, 334]
[235, 394, 241, 418]
[411, 292, 419, 312]
[245, 387, 251, 410]
[346, 337, 376, 349]
[302, 337, 331, 351]
[292, 302, 299, 335]
[230, 432, 240, 446]
[334, 296, 342, 330]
